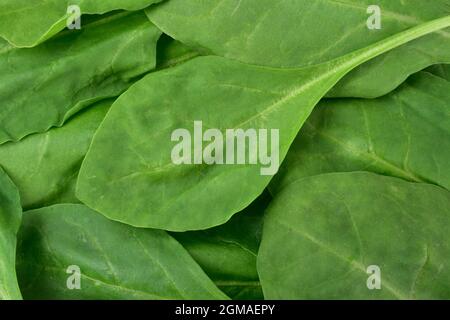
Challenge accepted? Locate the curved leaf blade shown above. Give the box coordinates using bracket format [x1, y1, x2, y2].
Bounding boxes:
[258, 172, 450, 299]
[271, 72, 450, 193]
[0, 0, 164, 47]
[156, 35, 201, 70]
[0, 11, 161, 145]
[76, 15, 450, 231]
[146, 0, 450, 98]
[16, 204, 228, 300]
[0, 100, 112, 209]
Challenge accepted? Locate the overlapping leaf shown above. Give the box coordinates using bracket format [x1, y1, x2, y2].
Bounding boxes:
[271, 72, 450, 193]
[146, 0, 450, 98]
[77, 15, 450, 231]
[258, 172, 450, 299]
[0, 0, 164, 47]
[427, 64, 450, 80]
[0, 100, 112, 209]
[0, 11, 161, 144]
[156, 34, 200, 70]
[16, 204, 228, 300]
[0, 1, 448, 302]
[173, 191, 270, 299]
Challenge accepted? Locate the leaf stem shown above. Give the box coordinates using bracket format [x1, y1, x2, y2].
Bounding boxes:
[337, 15, 450, 72]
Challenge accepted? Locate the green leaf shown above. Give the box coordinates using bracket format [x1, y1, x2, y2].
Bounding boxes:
[271, 72, 450, 194]
[16, 204, 228, 300]
[258, 172, 450, 299]
[0, 0, 164, 47]
[146, 0, 450, 98]
[0, 36, 201, 209]
[0, 11, 161, 145]
[173, 191, 271, 299]
[77, 15, 450, 231]
[0, 100, 112, 209]
[426, 64, 450, 80]
[0, 167, 22, 300]
[156, 34, 200, 70]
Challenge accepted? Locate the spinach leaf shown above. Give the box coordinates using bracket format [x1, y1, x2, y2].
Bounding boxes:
[0, 11, 161, 145]
[0, 100, 112, 209]
[426, 64, 450, 80]
[258, 172, 450, 299]
[146, 0, 450, 98]
[327, 29, 450, 98]
[173, 191, 271, 299]
[0, 167, 22, 300]
[0, 0, 164, 47]
[76, 15, 450, 231]
[271, 72, 450, 193]
[16, 204, 228, 300]
[0, 35, 203, 209]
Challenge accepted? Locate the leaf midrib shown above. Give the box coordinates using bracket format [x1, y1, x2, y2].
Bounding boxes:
[41, 265, 174, 299]
[273, 218, 408, 300]
[304, 121, 431, 184]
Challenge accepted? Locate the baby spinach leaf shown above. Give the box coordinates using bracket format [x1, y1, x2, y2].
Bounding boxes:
[0, 167, 22, 300]
[271, 72, 450, 193]
[0, 100, 112, 209]
[0, 0, 164, 47]
[77, 15, 450, 231]
[147, 0, 450, 98]
[0, 36, 203, 209]
[16, 204, 228, 300]
[258, 172, 450, 299]
[0, 11, 161, 145]
[173, 191, 271, 299]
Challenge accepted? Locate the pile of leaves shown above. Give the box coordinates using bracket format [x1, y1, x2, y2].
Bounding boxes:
[1, 0, 450, 300]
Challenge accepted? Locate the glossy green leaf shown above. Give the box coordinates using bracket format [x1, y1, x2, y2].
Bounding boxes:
[77, 15, 450, 231]
[147, 0, 450, 98]
[16, 204, 228, 300]
[271, 72, 450, 194]
[0, 11, 161, 145]
[0, 100, 112, 209]
[258, 172, 450, 299]
[0, 167, 22, 300]
[173, 191, 270, 299]
[0, 37, 200, 209]
[0, 0, 164, 47]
